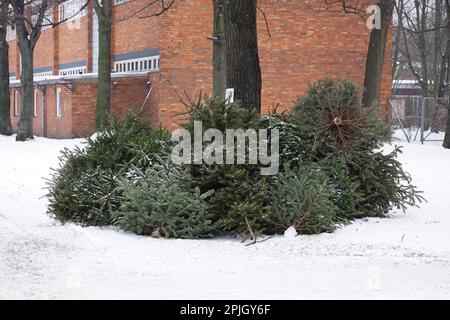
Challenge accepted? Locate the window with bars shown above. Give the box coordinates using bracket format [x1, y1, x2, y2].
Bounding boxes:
[59, 0, 88, 22]
[114, 56, 160, 73]
[31, 9, 53, 31]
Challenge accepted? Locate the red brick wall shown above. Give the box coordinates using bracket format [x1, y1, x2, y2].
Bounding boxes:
[57, 16, 90, 68]
[34, 28, 54, 71]
[110, 78, 150, 117]
[30, 4, 90, 75]
[71, 77, 154, 138]
[257, 0, 392, 113]
[159, 0, 213, 131]
[113, 0, 161, 56]
[45, 85, 73, 139]
[71, 82, 97, 138]
[146, 72, 161, 127]
[7, 40, 19, 79]
[158, 0, 393, 130]
[7, 0, 393, 138]
[11, 85, 74, 139]
[10, 88, 52, 136]
[9, 77, 152, 139]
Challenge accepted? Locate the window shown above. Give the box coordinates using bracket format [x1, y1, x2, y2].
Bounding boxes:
[56, 88, 62, 119]
[59, 0, 88, 23]
[114, 56, 160, 73]
[114, 0, 132, 5]
[14, 91, 19, 117]
[34, 89, 38, 118]
[31, 9, 53, 31]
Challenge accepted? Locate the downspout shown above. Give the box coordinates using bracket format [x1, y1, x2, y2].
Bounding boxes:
[41, 86, 47, 137]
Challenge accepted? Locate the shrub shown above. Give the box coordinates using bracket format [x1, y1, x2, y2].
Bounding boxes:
[202, 165, 270, 239]
[292, 78, 391, 160]
[350, 147, 425, 217]
[259, 114, 312, 168]
[291, 79, 423, 217]
[46, 150, 119, 226]
[182, 97, 270, 240]
[267, 165, 338, 235]
[318, 159, 364, 221]
[46, 111, 172, 226]
[114, 160, 219, 239]
[46, 82, 424, 241]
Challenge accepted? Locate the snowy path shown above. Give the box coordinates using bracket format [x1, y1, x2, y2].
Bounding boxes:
[1, 135, 450, 299]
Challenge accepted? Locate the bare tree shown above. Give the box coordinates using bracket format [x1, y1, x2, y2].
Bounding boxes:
[442, 0, 450, 148]
[222, 0, 262, 113]
[392, 0, 405, 80]
[7, 0, 90, 140]
[327, 0, 395, 109]
[93, 0, 113, 131]
[395, 0, 449, 98]
[212, 0, 226, 99]
[94, 0, 174, 130]
[0, 0, 12, 136]
[9, 0, 50, 141]
[395, 0, 450, 136]
[362, 0, 395, 109]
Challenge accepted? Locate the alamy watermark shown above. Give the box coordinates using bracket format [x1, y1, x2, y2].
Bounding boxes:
[171, 121, 280, 176]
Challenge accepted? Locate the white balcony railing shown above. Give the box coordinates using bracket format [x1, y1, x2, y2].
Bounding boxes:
[59, 66, 87, 76]
[114, 56, 160, 74]
[34, 71, 53, 80]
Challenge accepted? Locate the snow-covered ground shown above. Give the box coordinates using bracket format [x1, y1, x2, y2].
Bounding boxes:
[0, 134, 450, 300]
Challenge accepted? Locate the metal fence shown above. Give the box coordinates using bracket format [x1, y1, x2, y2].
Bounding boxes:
[389, 96, 449, 144]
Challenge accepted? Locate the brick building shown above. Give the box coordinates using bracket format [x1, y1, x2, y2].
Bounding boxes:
[7, 0, 392, 139]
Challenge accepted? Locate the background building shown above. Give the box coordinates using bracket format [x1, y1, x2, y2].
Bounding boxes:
[7, 0, 392, 138]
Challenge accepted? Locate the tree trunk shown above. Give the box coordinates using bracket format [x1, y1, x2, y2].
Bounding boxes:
[16, 48, 34, 141]
[9, 0, 47, 141]
[223, 0, 262, 113]
[444, 109, 450, 148]
[392, 0, 403, 80]
[95, 1, 112, 130]
[212, 0, 227, 99]
[443, 0, 450, 149]
[0, 7, 12, 136]
[437, 35, 450, 99]
[362, 0, 394, 109]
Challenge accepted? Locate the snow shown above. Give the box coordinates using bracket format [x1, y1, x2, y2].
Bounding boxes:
[284, 226, 298, 239]
[1, 134, 450, 300]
